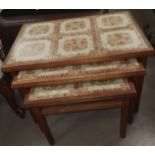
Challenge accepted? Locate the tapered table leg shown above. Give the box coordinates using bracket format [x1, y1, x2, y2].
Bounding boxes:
[133, 57, 148, 113]
[128, 98, 135, 124]
[120, 100, 129, 138]
[29, 110, 38, 124]
[31, 108, 55, 145]
[133, 76, 144, 113]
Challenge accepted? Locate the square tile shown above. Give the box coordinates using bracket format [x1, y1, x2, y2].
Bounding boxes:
[60, 18, 91, 34]
[23, 22, 55, 39]
[54, 34, 94, 59]
[96, 13, 130, 30]
[100, 29, 148, 52]
[9, 39, 53, 63]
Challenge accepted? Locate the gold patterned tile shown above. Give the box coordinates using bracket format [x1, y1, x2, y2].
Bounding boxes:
[16, 58, 140, 81]
[100, 29, 148, 51]
[55, 34, 95, 59]
[28, 78, 130, 101]
[60, 18, 91, 34]
[22, 21, 55, 40]
[6, 39, 53, 64]
[95, 13, 130, 30]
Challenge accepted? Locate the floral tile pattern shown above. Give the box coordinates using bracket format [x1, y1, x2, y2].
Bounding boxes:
[8, 39, 53, 63]
[28, 78, 130, 101]
[56, 34, 94, 59]
[4, 11, 151, 67]
[60, 18, 91, 34]
[95, 13, 130, 30]
[22, 21, 55, 40]
[100, 29, 147, 51]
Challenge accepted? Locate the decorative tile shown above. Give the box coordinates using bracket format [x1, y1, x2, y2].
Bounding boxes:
[28, 78, 130, 101]
[60, 18, 91, 34]
[22, 22, 55, 39]
[55, 34, 94, 59]
[96, 13, 130, 30]
[100, 29, 148, 51]
[7, 39, 53, 64]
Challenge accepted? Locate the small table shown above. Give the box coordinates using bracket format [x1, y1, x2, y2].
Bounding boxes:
[24, 78, 136, 145]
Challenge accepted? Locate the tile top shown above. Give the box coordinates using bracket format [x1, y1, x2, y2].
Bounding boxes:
[27, 78, 131, 101]
[3, 11, 153, 71]
[16, 58, 140, 81]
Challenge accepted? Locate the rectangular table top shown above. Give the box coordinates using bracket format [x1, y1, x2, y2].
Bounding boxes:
[12, 58, 145, 88]
[2, 11, 154, 72]
[24, 78, 136, 108]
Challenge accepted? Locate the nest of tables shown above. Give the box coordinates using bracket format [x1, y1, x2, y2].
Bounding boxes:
[2, 11, 155, 145]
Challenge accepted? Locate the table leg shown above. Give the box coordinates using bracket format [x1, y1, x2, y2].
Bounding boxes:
[29, 110, 38, 124]
[120, 99, 129, 138]
[141, 57, 148, 68]
[133, 57, 148, 113]
[133, 76, 144, 113]
[31, 108, 55, 145]
[128, 98, 135, 124]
